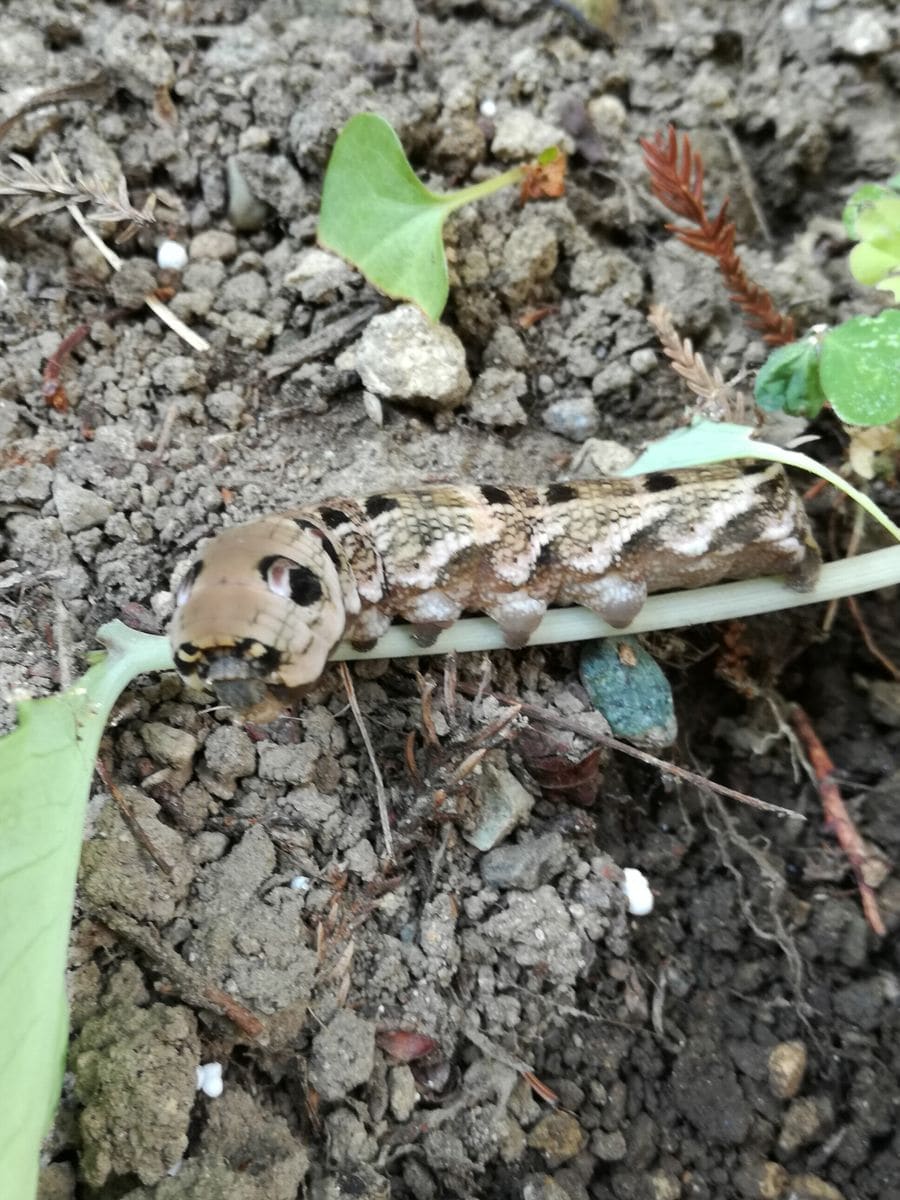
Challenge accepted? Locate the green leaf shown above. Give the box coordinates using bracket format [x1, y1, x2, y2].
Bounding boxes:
[317, 113, 524, 319]
[0, 624, 174, 1198]
[754, 339, 826, 418]
[619, 419, 900, 544]
[848, 240, 900, 288]
[843, 183, 900, 237]
[819, 311, 900, 426]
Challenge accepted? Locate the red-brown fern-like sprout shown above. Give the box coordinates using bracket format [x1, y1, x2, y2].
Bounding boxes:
[639, 126, 796, 346]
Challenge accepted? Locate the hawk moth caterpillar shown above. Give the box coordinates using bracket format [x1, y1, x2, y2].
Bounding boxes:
[170, 462, 821, 712]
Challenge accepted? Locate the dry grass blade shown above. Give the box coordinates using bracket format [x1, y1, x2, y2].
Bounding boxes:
[0, 152, 154, 230]
[647, 303, 751, 421]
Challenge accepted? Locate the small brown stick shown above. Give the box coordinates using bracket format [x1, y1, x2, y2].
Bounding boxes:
[339, 661, 395, 862]
[0, 74, 112, 143]
[457, 683, 804, 820]
[416, 671, 440, 746]
[42, 306, 131, 410]
[790, 704, 886, 936]
[846, 594, 900, 682]
[91, 905, 265, 1039]
[640, 125, 795, 345]
[95, 757, 175, 876]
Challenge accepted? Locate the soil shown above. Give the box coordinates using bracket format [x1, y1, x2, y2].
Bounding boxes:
[2, 3, 900, 1199]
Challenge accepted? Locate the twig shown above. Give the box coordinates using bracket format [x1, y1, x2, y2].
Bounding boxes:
[455, 683, 803, 820]
[338, 662, 395, 862]
[790, 704, 886, 935]
[640, 125, 795, 345]
[847, 594, 900, 682]
[94, 758, 175, 876]
[0, 74, 112, 144]
[66, 203, 210, 353]
[90, 905, 265, 1039]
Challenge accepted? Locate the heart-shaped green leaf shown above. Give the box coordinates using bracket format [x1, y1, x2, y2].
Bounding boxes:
[317, 113, 528, 319]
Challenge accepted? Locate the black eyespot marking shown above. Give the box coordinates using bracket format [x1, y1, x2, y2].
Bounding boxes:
[365, 494, 400, 519]
[545, 483, 578, 505]
[481, 485, 512, 506]
[259, 555, 324, 606]
[294, 518, 319, 534]
[536, 542, 554, 568]
[645, 472, 679, 492]
[319, 506, 350, 529]
[741, 461, 770, 476]
[289, 563, 323, 605]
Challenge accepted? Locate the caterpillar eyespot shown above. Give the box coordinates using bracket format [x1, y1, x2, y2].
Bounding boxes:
[168, 466, 821, 713]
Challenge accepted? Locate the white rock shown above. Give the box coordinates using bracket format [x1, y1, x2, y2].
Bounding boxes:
[491, 110, 572, 160]
[157, 240, 188, 270]
[838, 11, 890, 55]
[621, 868, 654, 916]
[196, 1062, 224, 1098]
[340, 305, 471, 411]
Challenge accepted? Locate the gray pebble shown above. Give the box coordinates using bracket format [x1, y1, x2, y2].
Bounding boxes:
[777, 1096, 834, 1154]
[465, 754, 534, 851]
[140, 722, 198, 769]
[204, 725, 256, 780]
[341, 305, 471, 411]
[226, 155, 270, 232]
[389, 1065, 418, 1122]
[219, 270, 268, 313]
[468, 367, 528, 427]
[206, 389, 246, 429]
[480, 833, 566, 891]
[189, 229, 238, 260]
[109, 258, 157, 310]
[866, 680, 900, 728]
[258, 741, 320, 785]
[309, 1009, 376, 1102]
[542, 395, 600, 442]
[591, 1129, 627, 1161]
[0, 465, 52, 505]
[150, 355, 207, 393]
[53, 476, 113, 534]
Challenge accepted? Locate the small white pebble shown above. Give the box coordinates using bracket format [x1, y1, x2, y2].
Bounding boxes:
[196, 1062, 224, 1098]
[479, 97, 497, 118]
[289, 875, 312, 892]
[621, 868, 654, 916]
[157, 240, 188, 271]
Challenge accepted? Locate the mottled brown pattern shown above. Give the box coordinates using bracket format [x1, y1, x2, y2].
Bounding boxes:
[170, 463, 821, 710]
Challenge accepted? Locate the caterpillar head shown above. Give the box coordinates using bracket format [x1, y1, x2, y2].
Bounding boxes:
[170, 516, 346, 712]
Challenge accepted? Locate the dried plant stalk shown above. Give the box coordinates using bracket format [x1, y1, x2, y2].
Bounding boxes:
[0, 151, 154, 230]
[640, 126, 795, 346]
[647, 303, 752, 422]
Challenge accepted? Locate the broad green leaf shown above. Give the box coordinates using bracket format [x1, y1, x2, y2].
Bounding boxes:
[620, 420, 900, 543]
[0, 624, 174, 1198]
[754, 339, 826, 418]
[848, 239, 900, 289]
[843, 183, 900, 240]
[317, 113, 526, 319]
[819, 311, 900, 426]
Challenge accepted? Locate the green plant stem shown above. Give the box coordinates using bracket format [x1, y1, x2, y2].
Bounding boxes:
[439, 165, 526, 213]
[109, 547, 900, 678]
[333, 545, 900, 662]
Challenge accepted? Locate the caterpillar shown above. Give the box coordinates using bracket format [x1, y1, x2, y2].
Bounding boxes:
[170, 463, 821, 712]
